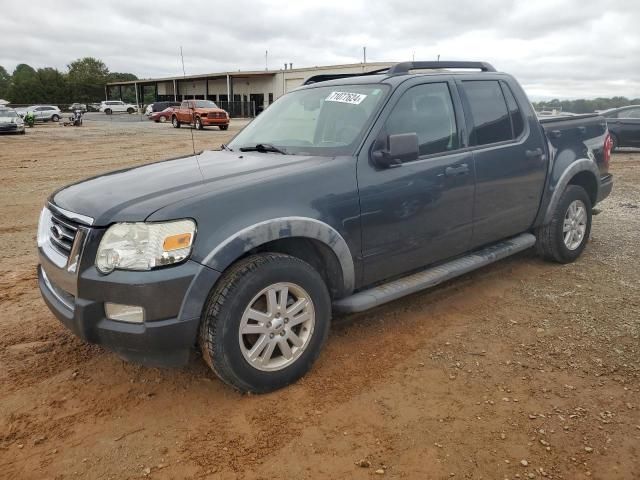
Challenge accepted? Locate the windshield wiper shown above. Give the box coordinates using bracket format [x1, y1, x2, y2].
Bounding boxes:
[239, 143, 288, 155]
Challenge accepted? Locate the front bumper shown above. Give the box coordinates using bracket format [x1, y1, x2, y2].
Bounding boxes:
[201, 117, 229, 126]
[597, 174, 613, 203]
[0, 123, 24, 133]
[38, 218, 220, 367]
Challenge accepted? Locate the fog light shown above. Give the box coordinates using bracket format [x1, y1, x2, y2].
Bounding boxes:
[105, 303, 144, 323]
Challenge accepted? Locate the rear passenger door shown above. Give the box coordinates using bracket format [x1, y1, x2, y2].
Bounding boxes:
[457, 79, 547, 247]
[357, 79, 475, 286]
[615, 108, 640, 147]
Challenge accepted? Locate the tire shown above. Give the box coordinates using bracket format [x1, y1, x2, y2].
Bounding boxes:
[172, 116, 181, 128]
[105, 109, 112, 115]
[535, 185, 592, 263]
[127, 107, 134, 114]
[51, 114, 60, 122]
[219, 124, 229, 131]
[195, 117, 203, 130]
[199, 253, 331, 393]
[610, 133, 619, 152]
[159, 116, 167, 123]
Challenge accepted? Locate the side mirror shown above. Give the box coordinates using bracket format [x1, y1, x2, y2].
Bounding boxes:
[372, 133, 419, 168]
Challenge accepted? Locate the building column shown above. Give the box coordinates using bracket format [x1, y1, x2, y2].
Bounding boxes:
[134, 82, 139, 110]
[119, 85, 123, 101]
[205, 78, 208, 100]
[173, 79, 177, 101]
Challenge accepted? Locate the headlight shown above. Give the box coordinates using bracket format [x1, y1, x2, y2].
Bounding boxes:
[95, 219, 196, 274]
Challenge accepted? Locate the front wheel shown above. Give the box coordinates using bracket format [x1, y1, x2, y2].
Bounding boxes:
[195, 117, 203, 130]
[51, 114, 60, 122]
[172, 116, 181, 128]
[199, 253, 331, 393]
[105, 109, 112, 115]
[536, 185, 592, 263]
[219, 124, 229, 131]
[159, 116, 167, 123]
[127, 107, 135, 114]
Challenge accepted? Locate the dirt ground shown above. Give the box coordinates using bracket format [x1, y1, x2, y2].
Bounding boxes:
[0, 120, 638, 480]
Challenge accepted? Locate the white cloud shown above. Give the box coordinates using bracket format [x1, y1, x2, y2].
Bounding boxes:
[0, 0, 638, 99]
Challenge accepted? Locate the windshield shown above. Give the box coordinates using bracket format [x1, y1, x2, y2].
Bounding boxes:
[228, 84, 389, 156]
[194, 100, 218, 108]
[0, 110, 18, 118]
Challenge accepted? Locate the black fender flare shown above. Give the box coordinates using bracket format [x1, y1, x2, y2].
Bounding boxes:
[201, 217, 356, 295]
[542, 158, 600, 224]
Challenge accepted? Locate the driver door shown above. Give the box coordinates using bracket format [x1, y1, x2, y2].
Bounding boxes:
[357, 80, 475, 286]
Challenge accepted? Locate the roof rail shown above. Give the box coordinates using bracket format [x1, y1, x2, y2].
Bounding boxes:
[388, 61, 496, 74]
[303, 68, 390, 85]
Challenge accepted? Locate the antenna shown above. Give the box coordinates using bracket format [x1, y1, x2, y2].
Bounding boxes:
[180, 46, 197, 158]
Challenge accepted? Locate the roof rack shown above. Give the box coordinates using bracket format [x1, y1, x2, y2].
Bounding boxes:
[303, 68, 390, 85]
[302, 61, 496, 86]
[388, 61, 496, 74]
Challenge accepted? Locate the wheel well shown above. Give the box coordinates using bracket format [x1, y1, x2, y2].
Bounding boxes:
[244, 237, 345, 299]
[568, 171, 598, 206]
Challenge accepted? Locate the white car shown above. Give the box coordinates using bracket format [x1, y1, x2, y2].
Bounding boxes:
[0, 108, 25, 134]
[16, 105, 62, 122]
[99, 100, 138, 115]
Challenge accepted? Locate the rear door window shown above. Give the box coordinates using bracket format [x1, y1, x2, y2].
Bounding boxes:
[619, 108, 640, 119]
[462, 80, 512, 146]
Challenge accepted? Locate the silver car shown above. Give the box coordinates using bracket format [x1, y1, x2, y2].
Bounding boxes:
[16, 105, 62, 122]
[0, 108, 26, 134]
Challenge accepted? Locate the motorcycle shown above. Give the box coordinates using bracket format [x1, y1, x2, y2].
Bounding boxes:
[68, 109, 83, 126]
[23, 111, 35, 128]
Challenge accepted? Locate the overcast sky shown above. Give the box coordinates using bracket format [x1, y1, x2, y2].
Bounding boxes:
[1, 0, 638, 100]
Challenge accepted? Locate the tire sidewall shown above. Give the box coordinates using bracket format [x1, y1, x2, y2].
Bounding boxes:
[552, 185, 592, 262]
[610, 134, 618, 152]
[172, 116, 180, 128]
[210, 257, 331, 392]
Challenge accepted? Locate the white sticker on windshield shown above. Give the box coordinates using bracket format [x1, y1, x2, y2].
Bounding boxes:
[325, 91, 367, 105]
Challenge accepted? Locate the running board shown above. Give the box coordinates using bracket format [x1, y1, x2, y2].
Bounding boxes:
[333, 233, 536, 314]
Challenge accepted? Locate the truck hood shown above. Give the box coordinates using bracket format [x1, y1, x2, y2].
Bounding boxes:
[51, 150, 323, 226]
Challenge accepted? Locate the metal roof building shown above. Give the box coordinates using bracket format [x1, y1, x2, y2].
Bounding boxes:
[106, 62, 393, 116]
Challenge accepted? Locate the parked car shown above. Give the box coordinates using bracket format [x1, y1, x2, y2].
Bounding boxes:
[149, 107, 175, 123]
[0, 108, 25, 134]
[99, 100, 137, 115]
[37, 61, 613, 393]
[600, 105, 640, 150]
[16, 105, 62, 122]
[69, 103, 87, 113]
[172, 100, 229, 130]
[145, 101, 181, 116]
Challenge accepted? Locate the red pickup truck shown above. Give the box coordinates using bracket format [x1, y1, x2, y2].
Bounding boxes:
[171, 100, 229, 130]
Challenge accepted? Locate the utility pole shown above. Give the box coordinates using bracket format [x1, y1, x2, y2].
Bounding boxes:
[363, 46, 366, 64]
[437, 54, 440, 62]
[265, 50, 268, 71]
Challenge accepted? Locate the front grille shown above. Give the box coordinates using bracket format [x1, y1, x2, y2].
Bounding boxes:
[49, 212, 79, 257]
[207, 112, 225, 119]
[0, 124, 18, 131]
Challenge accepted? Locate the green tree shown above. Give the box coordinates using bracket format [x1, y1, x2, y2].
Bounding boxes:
[0, 65, 10, 100]
[37, 68, 70, 104]
[8, 64, 40, 104]
[108, 72, 138, 82]
[67, 57, 109, 102]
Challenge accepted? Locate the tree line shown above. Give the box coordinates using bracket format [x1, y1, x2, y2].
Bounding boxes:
[532, 97, 640, 114]
[0, 57, 137, 105]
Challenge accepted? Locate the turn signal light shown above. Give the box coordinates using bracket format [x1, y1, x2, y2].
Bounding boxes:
[163, 233, 192, 251]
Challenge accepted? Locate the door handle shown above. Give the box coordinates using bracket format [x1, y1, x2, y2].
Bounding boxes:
[444, 163, 469, 177]
[525, 148, 544, 159]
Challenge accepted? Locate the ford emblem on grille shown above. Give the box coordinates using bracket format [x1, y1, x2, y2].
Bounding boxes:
[51, 224, 63, 241]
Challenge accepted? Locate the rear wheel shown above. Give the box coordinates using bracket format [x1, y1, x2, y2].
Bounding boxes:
[159, 116, 167, 123]
[127, 107, 135, 114]
[105, 109, 112, 115]
[199, 253, 331, 393]
[610, 133, 619, 152]
[172, 116, 181, 128]
[536, 185, 592, 263]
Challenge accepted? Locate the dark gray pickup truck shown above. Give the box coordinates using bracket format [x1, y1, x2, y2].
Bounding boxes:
[38, 61, 613, 393]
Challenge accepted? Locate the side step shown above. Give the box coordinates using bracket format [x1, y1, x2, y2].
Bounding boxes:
[333, 233, 536, 314]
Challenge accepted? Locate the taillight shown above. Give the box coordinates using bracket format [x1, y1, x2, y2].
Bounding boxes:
[603, 133, 612, 169]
